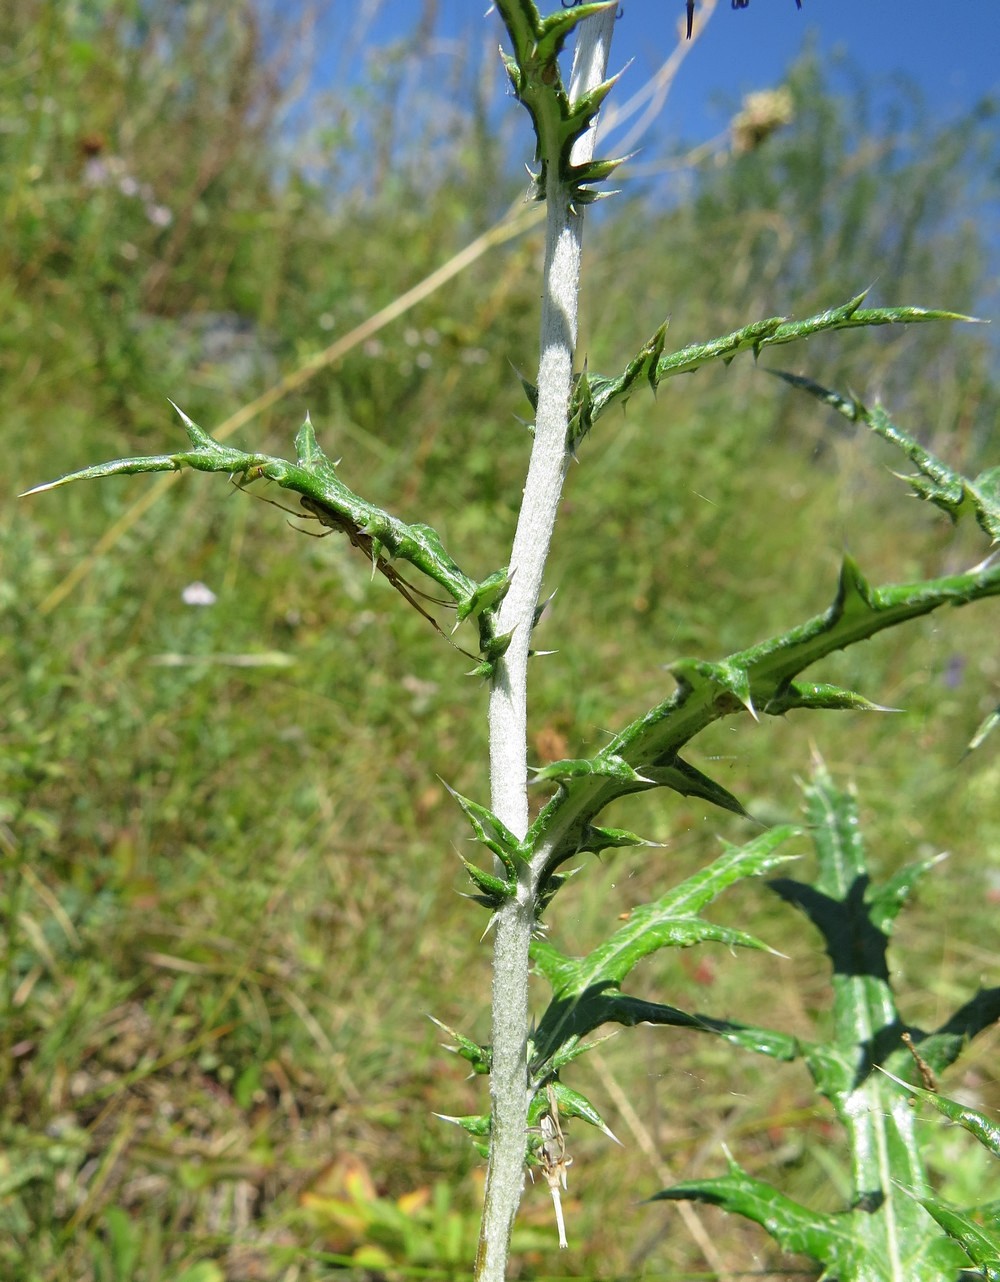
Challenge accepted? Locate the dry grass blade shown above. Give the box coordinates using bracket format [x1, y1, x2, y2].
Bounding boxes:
[590, 1048, 736, 1281]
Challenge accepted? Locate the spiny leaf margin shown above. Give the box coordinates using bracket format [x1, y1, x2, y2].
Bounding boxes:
[569, 292, 973, 448]
[23, 408, 510, 664]
[527, 826, 798, 1078]
[525, 552, 1000, 886]
[494, 0, 627, 207]
[775, 370, 1000, 541]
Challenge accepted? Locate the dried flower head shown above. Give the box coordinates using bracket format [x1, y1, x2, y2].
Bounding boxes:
[731, 87, 795, 153]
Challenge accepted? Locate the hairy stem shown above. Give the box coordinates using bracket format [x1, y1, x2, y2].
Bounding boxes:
[478, 11, 617, 1280]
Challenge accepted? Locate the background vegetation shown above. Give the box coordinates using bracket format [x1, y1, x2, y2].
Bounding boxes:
[2, 3, 998, 1279]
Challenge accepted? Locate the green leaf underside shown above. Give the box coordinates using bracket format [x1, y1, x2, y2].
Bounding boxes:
[527, 553, 1000, 881]
[569, 292, 973, 447]
[776, 371, 1000, 540]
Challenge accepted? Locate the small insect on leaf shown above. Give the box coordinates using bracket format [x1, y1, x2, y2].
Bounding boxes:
[296, 494, 478, 660]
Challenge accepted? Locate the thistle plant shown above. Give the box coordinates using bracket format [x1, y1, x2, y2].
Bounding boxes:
[655, 758, 1000, 1280]
[22, 4, 999, 1280]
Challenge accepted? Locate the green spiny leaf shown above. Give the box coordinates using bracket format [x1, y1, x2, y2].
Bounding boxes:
[650, 768, 996, 1279]
[530, 938, 582, 990]
[435, 1112, 491, 1158]
[652, 1163, 841, 1262]
[656, 1163, 971, 1279]
[913, 987, 1000, 1078]
[572, 824, 657, 855]
[535, 1, 614, 61]
[570, 152, 628, 189]
[775, 371, 1000, 541]
[539, 1081, 619, 1144]
[480, 629, 515, 664]
[771, 765, 909, 1100]
[441, 1112, 490, 1137]
[572, 295, 972, 437]
[494, 0, 621, 205]
[528, 828, 797, 1071]
[669, 658, 756, 717]
[542, 1033, 617, 1077]
[600, 996, 802, 1059]
[570, 318, 667, 447]
[525, 552, 1000, 878]
[577, 830, 795, 986]
[511, 362, 538, 414]
[866, 855, 945, 937]
[456, 567, 511, 625]
[445, 784, 527, 875]
[881, 1074, 1000, 1158]
[567, 367, 596, 451]
[429, 1018, 492, 1075]
[20, 406, 267, 492]
[768, 761, 1000, 1234]
[23, 410, 488, 624]
[293, 413, 339, 483]
[531, 932, 774, 1077]
[764, 680, 899, 715]
[642, 756, 751, 818]
[835, 554, 878, 618]
[529, 754, 647, 785]
[169, 399, 216, 449]
[908, 1194, 1000, 1281]
[461, 858, 516, 908]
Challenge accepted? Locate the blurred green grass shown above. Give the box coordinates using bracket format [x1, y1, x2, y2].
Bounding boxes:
[2, 6, 998, 1279]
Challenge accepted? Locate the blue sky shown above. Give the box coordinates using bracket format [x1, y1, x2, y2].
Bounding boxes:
[321, 0, 998, 307]
[347, 1, 998, 153]
[610, 0, 998, 141]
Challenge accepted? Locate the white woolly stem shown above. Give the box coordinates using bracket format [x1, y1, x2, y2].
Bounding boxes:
[477, 10, 616, 1282]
